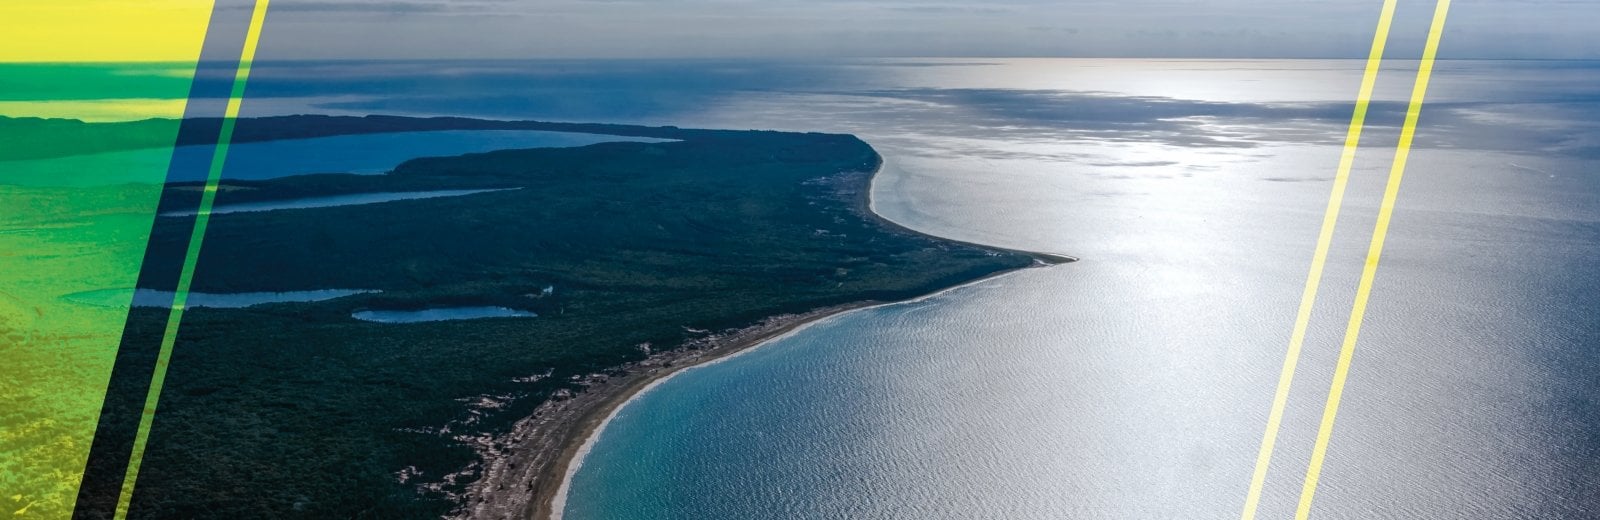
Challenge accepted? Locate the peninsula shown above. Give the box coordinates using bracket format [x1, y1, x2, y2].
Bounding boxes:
[57, 115, 1068, 518]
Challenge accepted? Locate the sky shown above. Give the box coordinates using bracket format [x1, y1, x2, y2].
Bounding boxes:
[244, 0, 1600, 60]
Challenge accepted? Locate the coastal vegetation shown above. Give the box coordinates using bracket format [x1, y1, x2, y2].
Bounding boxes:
[68, 116, 1040, 518]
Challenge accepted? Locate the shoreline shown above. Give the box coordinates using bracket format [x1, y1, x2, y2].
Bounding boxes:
[456, 150, 1075, 520]
[863, 155, 1077, 266]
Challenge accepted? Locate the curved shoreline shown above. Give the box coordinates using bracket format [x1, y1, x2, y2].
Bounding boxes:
[545, 303, 876, 520]
[457, 148, 1075, 520]
[546, 266, 1042, 520]
[865, 156, 1077, 265]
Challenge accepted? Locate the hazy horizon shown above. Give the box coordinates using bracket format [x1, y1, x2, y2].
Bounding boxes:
[237, 0, 1600, 61]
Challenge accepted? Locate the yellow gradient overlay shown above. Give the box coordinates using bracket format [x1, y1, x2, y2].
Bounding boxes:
[0, 99, 191, 122]
[1237, 1, 1398, 519]
[1296, 1, 1452, 518]
[0, 1, 214, 63]
[0, 2, 213, 518]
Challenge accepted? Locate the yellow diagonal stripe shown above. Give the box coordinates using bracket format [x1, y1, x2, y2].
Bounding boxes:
[111, 2, 272, 519]
[1237, 1, 1398, 519]
[1294, 1, 1452, 518]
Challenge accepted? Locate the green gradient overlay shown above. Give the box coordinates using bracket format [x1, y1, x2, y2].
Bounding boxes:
[0, 84, 185, 518]
[0, 13, 214, 520]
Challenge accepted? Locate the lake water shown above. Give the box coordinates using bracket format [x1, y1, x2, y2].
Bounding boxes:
[64, 288, 376, 309]
[190, 130, 669, 182]
[158, 188, 517, 217]
[209, 58, 1600, 518]
[351, 306, 537, 323]
[0, 129, 662, 187]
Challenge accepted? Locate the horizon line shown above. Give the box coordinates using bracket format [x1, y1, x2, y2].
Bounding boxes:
[4, 56, 1600, 65]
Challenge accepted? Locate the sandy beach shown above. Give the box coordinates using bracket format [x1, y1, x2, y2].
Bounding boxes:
[454, 158, 1074, 520]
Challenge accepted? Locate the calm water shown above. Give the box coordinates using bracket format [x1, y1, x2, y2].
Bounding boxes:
[351, 306, 537, 323]
[64, 288, 376, 309]
[548, 61, 1598, 519]
[193, 129, 668, 181]
[158, 188, 516, 217]
[223, 58, 1600, 518]
[0, 129, 660, 187]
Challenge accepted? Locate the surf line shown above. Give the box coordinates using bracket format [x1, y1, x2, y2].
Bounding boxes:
[1238, 1, 1400, 518]
[112, 1, 273, 519]
[1294, 1, 1452, 518]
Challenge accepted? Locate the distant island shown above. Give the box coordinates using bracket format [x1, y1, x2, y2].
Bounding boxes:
[59, 115, 1069, 518]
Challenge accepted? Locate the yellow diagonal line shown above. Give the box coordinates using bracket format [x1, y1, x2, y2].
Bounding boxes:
[1238, 1, 1398, 519]
[1294, 1, 1452, 518]
[112, 1, 272, 519]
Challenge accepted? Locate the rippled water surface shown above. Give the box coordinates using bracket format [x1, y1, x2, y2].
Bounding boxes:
[556, 60, 1600, 520]
[237, 58, 1599, 519]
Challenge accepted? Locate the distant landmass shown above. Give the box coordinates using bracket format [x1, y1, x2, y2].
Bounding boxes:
[63, 115, 1065, 518]
[0, 114, 696, 162]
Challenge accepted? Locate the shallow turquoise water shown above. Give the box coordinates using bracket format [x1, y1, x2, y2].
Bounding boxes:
[549, 59, 1600, 519]
[186, 58, 1598, 518]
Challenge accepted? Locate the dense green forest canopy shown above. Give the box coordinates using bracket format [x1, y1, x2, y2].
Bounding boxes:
[68, 115, 1040, 518]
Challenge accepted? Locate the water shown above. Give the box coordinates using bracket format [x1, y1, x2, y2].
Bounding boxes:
[190, 130, 669, 181]
[350, 306, 537, 323]
[157, 188, 516, 217]
[63, 288, 376, 309]
[0, 129, 662, 187]
[521, 60, 1596, 519]
[146, 58, 1600, 517]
